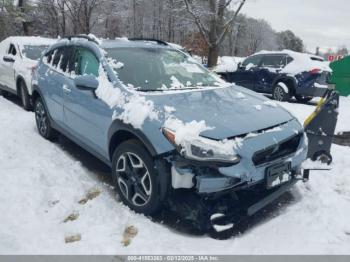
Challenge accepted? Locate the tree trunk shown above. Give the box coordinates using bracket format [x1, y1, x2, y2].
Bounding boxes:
[207, 45, 219, 68]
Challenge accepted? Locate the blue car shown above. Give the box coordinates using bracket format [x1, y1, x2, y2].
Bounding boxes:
[32, 36, 307, 231]
[219, 51, 331, 103]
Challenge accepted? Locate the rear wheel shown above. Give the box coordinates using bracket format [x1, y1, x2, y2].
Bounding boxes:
[34, 97, 57, 140]
[19, 81, 32, 111]
[295, 95, 313, 103]
[112, 140, 162, 215]
[272, 82, 291, 102]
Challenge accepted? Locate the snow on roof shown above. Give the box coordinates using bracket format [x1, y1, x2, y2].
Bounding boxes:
[6, 36, 57, 47]
[255, 49, 332, 74]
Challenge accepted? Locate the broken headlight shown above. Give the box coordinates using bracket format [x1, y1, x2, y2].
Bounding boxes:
[162, 128, 240, 164]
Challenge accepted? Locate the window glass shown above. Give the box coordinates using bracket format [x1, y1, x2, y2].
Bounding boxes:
[260, 55, 286, 68]
[59, 47, 74, 73]
[23, 45, 49, 61]
[52, 48, 65, 68]
[74, 48, 99, 77]
[242, 55, 262, 67]
[105, 47, 224, 90]
[8, 44, 17, 56]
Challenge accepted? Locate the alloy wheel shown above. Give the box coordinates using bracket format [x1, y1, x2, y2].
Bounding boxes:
[116, 152, 152, 207]
[274, 85, 285, 101]
[35, 101, 48, 136]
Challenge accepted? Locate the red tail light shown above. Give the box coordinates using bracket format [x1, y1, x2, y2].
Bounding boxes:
[310, 68, 321, 74]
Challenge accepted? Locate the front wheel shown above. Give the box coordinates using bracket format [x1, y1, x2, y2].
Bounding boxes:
[34, 97, 57, 140]
[272, 83, 291, 102]
[112, 140, 162, 215]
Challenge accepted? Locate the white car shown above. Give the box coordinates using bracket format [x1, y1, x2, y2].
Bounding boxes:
[0, 36, 56, 110]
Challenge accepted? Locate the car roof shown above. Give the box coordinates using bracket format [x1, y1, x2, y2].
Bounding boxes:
[5, 36, 56, 46]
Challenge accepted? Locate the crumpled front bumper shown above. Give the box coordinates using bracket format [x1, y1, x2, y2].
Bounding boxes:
[192, 119, 308, 194]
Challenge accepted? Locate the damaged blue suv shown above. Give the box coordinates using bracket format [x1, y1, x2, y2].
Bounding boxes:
[32, 36, 308, 233]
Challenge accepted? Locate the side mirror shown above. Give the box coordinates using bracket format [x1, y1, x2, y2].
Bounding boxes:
[237, 62, 245, 70]
[74, 75, 99, 91]
[3, 55, 15, 63]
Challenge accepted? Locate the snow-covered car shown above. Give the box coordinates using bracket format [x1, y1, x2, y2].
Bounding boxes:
[0, 36, 56, 110]
[31, 35, 308, 233]
[219, 50, 332, 103]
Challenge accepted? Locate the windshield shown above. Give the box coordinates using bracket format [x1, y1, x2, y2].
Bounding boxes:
[22, 45, 49, 60]
[105, 47, 225, 91]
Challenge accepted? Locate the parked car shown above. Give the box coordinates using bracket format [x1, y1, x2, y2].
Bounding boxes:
[0, 36, 56, 110]
[219, 50, 332, 103]
[32, 36, 308, 230]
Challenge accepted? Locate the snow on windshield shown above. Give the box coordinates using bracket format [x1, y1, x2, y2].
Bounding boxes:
[105, 47, 226, 91]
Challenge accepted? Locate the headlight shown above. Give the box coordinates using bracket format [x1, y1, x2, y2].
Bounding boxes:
[162, 128, 240, 164]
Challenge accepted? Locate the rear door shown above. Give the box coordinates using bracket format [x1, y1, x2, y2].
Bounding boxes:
[254, 54, 287, 93]
[63, 46, 112, 157]
[40, 46, 74, 126]
[229, 55, 262, 90]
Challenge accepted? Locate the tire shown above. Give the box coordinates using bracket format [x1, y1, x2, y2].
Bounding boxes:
[295, 95, 313, 103]
[272, 82, 291, 102]
[34, 97, 57, 140]
[112, 139, 162, 215]
[19, 81, 32, 111]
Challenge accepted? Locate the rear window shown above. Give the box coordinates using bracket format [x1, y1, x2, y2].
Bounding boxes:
[23, 45, 49, 61]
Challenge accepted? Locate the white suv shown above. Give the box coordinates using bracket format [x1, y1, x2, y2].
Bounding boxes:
[0, 36, 55, 110]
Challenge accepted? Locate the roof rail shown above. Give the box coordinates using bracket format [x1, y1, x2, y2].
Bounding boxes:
[128, 38, 168, 46]
[64, 34, 100, 45]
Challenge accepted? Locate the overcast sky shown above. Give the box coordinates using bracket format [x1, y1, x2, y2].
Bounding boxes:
[241, 0, 350, 52]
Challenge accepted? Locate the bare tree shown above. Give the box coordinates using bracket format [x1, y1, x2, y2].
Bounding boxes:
[183, 0, 246, 67]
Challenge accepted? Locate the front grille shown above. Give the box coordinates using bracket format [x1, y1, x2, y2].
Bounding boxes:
[252, 134, 302, 166]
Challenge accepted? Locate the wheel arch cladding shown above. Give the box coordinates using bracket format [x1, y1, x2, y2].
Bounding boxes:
[108, 121, 171, 201]
[16, 76, 26, 95]
[108, 120, 158, 161]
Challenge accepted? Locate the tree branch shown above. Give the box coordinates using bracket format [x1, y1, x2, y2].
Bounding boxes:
[183, 0, 211, 47]
[216, 0, 245, 45]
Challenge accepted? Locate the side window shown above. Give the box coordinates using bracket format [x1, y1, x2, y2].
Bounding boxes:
[8, 44, 17, 56]
[73, 48, 99, 77]
[242, 55, 262, 67]
[260, 55, 285, 69]
[286, 55, 293, 65]
[44, 50, 54, 64]
[59, 47, 74, 73]
[52, 47, 65, 68]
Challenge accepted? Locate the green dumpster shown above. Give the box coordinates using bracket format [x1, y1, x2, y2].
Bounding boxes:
[330, 56, 350, 96]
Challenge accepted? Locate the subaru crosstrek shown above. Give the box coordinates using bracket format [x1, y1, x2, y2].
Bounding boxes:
[219, 50, 331, 103]
[32, 36, 308, 232]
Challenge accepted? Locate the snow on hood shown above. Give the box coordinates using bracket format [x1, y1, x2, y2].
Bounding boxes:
[255, 49, 332, 74]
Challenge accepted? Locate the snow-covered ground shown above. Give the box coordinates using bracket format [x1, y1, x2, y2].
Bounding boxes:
[0, 94, 350, 255]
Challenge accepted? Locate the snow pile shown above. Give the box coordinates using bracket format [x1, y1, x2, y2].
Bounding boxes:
[256, 49, 332, 74]
[213, 56, 245, 73]
[164, 117, 213, 145]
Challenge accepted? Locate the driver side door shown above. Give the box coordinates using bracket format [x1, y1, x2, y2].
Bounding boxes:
[63, 46, 112, 158]
[229, 55, 262, 90]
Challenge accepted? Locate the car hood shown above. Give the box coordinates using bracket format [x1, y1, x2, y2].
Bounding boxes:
[146, 85, 295, 140]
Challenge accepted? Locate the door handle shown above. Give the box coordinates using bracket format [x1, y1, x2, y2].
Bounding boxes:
[63, 85, 71, 93]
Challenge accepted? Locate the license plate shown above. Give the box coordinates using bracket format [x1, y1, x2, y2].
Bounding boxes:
[266, 162, 292, 189]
